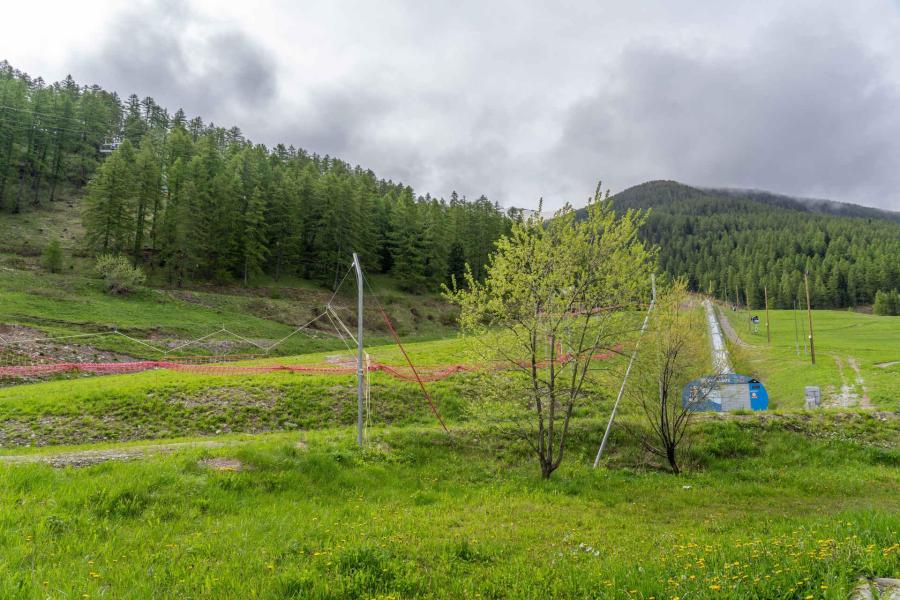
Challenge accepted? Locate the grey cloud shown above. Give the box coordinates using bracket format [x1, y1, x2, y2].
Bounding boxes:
[58, 1, 900, 211]
[74, 1, 276, 123]
[552, 14, 900, 210]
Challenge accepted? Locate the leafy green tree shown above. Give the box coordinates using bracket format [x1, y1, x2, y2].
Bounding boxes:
[41, 239, 64, 273]
[446, 191, 652, 479]
[241, 186, 269, 284]
[873, 290, 899, 316]
[82, 140, 136, 255]
[94, 254, 146, 295]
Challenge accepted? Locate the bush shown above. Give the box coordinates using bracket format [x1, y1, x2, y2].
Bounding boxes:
[41, 240, 64, 273]
[94, 254, 146, 295]
[873, 289, 899, 316]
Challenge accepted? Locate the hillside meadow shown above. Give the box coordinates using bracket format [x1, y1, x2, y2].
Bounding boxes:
[720, 306, 900, 411]
[1, 416, 899, 599]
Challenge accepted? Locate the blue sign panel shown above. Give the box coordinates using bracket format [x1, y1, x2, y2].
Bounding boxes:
[682, 374, 768, 412]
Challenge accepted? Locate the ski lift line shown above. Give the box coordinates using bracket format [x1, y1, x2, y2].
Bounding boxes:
[261, 311, 330, 351]
[327, 305, 358, 347]
[324, 310, 354, 354]
[0, 117, 91, 137]
[2, 330, 118, 345]
[1, 315, 334, 357]
[0, 103, 98, 126]
[163, 327, 227, 355]
[220, 328, 269, 352]
[112, 330, 166, 354]
[361, 269, 450, 434]
[593, 274, 657, 468]
[326, 264, 355, 309]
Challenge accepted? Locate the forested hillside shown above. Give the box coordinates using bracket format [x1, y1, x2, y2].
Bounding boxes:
[608, 181, 900, 311]
[0, 62, 511, 290]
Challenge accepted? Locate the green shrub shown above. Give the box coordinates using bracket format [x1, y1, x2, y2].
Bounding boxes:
[873, 289, 899, 315]
[41, 239, 64, 273]
[94, 254, 146, 295]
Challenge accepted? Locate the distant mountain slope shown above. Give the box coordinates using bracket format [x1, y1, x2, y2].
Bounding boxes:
[703, 186, 900, 223]
[611, 180, 900, 222]
[595, 181, 900, 311]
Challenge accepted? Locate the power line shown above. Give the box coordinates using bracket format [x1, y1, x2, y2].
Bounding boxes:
[0, 103, 101, 126]
[0, 116, 94, 137]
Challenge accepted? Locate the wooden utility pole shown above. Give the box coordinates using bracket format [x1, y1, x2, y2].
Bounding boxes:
[746, 286, 752, 334]
[764, 285, 771, 343]
[804, 272, 816, 365]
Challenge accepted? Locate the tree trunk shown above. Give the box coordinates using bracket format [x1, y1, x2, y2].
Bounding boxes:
[666, 445, 680, 475]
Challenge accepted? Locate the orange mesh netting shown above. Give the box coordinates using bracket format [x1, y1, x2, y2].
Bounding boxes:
[0, 349, 618, 380]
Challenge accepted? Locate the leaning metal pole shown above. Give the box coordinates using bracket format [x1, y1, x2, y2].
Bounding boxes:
[353, 253, 365, 446]
[593, 274, 656, 468]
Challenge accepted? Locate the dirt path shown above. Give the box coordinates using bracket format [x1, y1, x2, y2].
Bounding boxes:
[0, 439, 247, 468]
[714, 304, 753, 349]
[825, 355, 872, 409]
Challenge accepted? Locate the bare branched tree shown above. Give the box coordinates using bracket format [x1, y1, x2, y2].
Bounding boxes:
[626, 282, 710, 474]
[446, 187, 653, 478]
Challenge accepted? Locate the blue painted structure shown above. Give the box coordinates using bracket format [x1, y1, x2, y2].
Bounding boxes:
[682, 374, 769, 412]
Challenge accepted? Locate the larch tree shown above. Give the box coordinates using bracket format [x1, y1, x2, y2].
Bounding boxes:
[446, 187, 653, 479]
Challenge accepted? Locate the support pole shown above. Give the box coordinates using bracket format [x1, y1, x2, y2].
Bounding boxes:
[747, 286, 752, 334]
[793, 300, 800, 356]
[764, 285, 770, 343]
[804, 272, 816, 365]
[353, 253, 365, 446]
[593, 274, 656, 468]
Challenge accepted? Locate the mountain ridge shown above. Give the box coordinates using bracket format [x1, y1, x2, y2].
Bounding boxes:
[609, 180, 900, 222]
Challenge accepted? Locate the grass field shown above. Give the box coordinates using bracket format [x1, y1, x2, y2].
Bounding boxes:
[0, 264, 458, 358]
[0, 417, 897, 599]
[718, 305, 900, 411]
[0, 269, 897, 598]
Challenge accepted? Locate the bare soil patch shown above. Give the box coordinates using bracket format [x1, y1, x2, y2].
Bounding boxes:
[198, 457, 246, 471]
[167, 386, 279, 411]
[0, 440, 238, 468]
[0, 322, 136, 368]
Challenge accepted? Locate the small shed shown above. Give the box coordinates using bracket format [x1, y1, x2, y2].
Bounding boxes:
[682, 374, 768, 412]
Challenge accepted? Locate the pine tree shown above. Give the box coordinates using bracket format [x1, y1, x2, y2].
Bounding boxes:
[83, 140, 137, 255]
[241, 186, 268, 284]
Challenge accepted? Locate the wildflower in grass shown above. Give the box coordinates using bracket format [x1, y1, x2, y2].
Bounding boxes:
[709, 585, 721, 591]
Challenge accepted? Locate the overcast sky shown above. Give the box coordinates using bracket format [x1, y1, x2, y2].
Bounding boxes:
[3, 1, 900, 210]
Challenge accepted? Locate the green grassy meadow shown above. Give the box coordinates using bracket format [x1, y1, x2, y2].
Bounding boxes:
[719, 306, 899, 410]
[0, 265, 458, 358]
[0, 262, 898, 598]
[0, 419, 897, 599]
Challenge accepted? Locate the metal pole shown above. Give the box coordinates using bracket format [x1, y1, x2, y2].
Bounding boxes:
[764, 285, 770, 343]
[593, 274, 656, 468]
[804, 272, 816, 365]
[352, 252, 364, 446]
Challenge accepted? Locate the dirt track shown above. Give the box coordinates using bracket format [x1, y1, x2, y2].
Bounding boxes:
[0, 439, 246, 468]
